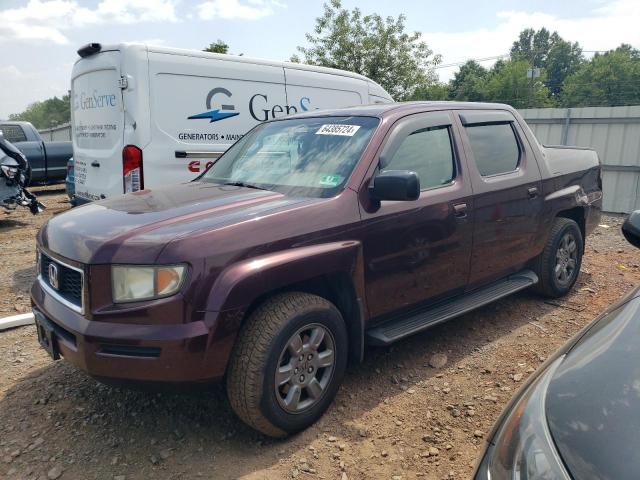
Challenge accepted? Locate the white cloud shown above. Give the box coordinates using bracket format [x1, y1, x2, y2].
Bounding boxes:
[0, 64, 69, 120]
[196, 0, 281, 20]
[425, 0, 640, 81]
[0, 0, 179, 44]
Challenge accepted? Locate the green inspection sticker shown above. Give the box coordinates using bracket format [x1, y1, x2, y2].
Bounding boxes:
[319, 174, 342, 187]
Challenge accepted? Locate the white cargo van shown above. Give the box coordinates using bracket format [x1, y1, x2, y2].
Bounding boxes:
[70, 43, 393, 202]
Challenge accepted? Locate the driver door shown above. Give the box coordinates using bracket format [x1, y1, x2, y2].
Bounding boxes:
[359, 112, 474, 318]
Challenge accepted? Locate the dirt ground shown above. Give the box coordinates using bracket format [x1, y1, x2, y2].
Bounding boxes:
[1, 189, 639, 480]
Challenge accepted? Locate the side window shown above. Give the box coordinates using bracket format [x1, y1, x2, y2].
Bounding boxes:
[465, 123, 520, 177]
[383, 126, 455, 190]
[0, 125, 27, 143]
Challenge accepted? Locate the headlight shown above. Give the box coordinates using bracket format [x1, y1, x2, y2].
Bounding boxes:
[475, 357, 569, 480]
[112, 265, 187, 303]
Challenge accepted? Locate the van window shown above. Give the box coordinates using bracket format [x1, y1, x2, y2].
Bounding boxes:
[383, 126, 455, 190]
[1, 125, 27, 143]
[465, 123, 520, 176]
[201, 116, 379, 198]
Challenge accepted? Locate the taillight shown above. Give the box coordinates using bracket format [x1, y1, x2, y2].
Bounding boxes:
[122, 145, 143, 193]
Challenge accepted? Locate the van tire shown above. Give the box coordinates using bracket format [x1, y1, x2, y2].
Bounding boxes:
[532, 218, 583, 298]
[226, 292, 347, 437]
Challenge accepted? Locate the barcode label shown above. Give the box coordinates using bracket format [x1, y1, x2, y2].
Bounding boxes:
[316, 124, 361, 136]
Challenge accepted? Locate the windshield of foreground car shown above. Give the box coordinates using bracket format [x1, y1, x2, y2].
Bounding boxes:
[200, 116, 380, 198]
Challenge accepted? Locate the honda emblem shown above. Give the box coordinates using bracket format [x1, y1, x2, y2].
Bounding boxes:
[48, 263, 59, 290]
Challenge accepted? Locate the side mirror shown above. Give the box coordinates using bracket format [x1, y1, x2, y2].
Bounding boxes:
[369, 170, 420, 201]
[622, 210, 640, 249]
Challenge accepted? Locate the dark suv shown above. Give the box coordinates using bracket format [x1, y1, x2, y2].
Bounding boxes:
[32, 102, 602, 437]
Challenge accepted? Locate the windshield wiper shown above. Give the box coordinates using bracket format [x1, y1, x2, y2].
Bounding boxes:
[222, 181, 270, 191]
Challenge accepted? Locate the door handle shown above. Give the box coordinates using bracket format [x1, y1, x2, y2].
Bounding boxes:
[91, 161, 100, 168]
[453, 203, 467, 218]
[527, 186, 539, 199]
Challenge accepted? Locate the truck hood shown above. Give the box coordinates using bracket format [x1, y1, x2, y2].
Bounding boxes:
[545, 288, 640, 480]
[39, 181, 314, 264]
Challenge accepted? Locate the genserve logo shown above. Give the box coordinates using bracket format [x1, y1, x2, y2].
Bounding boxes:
[188, 88, 316, 123]
[188, 87, 240, 123]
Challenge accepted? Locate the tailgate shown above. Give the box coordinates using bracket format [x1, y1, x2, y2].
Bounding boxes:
[71, 51, 124, 201]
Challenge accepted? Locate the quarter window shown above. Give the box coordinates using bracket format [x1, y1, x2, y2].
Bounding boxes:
[465, 123, 520, 177]
[383, 126, 455, 190]
[0, 125, 27, 143]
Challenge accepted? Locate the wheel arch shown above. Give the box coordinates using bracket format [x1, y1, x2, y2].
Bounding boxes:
[206, 241, 368, 366]
[556, 206, 586, 250]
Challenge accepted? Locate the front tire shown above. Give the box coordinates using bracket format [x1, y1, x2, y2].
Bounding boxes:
[532, 217, 583, 298]
[226, 292, 347, 437]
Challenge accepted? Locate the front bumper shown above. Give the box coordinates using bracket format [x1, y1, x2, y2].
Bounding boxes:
[31, 279, 234, 383]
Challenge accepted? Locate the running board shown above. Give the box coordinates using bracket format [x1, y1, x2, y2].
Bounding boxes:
[366, 270, 538, 346]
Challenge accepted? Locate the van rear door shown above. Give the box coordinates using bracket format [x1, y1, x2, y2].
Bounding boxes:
[71, 50, 125, 201]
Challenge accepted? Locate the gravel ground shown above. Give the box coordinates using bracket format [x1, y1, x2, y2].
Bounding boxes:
[1, 190, 639, 480]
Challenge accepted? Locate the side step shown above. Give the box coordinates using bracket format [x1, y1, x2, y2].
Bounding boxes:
[366, 270, 538, 346]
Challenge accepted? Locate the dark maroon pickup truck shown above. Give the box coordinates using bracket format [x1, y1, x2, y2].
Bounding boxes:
[31, 102, 602, 437]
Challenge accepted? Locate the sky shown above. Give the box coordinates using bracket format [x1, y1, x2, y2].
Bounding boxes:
[1, 0, 639, 119]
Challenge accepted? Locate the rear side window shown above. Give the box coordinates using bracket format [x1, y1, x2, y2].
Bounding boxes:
[1, 125, 27, 143]
[465, 123, 520, 176]
[383, 126, 455, 190]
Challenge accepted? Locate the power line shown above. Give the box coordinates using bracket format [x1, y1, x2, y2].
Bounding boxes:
[435, 48, 632, 70]
[436, 54, 509, 69]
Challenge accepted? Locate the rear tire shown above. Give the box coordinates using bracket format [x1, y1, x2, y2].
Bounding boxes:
[226, 292, 347, 437]
[532, 218, 583, 298]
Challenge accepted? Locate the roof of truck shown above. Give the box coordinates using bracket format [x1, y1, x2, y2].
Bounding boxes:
[285, 101, 517, 119]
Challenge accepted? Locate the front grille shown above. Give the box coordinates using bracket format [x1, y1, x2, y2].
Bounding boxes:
[40, 252, 84, 311]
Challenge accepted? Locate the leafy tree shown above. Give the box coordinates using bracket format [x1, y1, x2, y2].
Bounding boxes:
[510, 27, 552, 67]
[562, 44, 640, 107]
[409, 82, 448, 101]
[545, 34, 583, 97]
[510, 28, 583, 98]
[448, 60, 489, 101]
[292, 0, 441, 100]
[9, 95, 70, 129]
[483, 59, 553, 109]
[204, 40, 229, 54]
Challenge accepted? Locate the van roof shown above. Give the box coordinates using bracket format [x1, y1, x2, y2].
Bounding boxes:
[80, 43, 387, 89]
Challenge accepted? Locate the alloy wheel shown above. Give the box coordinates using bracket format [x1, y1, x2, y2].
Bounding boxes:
[555, 232, 578, 286]
[275, 324, 336, 414]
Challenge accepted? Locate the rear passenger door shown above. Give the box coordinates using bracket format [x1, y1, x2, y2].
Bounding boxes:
[457, 111, 543, 288]
[360, 112, 474, 318]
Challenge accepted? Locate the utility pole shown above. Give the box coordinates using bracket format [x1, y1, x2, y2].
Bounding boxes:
[526, 67, 540, 108]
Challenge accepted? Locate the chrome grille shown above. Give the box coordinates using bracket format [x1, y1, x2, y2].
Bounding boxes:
[39, 252, 84, 312]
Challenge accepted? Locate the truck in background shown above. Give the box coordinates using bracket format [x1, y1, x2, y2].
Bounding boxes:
[0, 121, 72, 185]
[70, 42, 393, 203]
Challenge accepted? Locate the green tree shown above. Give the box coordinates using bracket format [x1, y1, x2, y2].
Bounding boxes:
[561, 44, 640, 107]
[545, 33, 583, 97]
[510, 27, 552, 67]
[204, 40, 229, 54]
[510, 28, 583, 98]
[409, 82, 448, 101]
[9, 95, 70, 129]
[483, 59, 553, 109]
[447, 60, 489, 101]
[292, 0, 441, 100]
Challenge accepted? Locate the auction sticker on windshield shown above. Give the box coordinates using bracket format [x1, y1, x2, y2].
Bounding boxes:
[316, 124, 361, 136]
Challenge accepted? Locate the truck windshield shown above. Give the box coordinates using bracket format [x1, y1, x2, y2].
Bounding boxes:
[201, 116, 379, 198]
